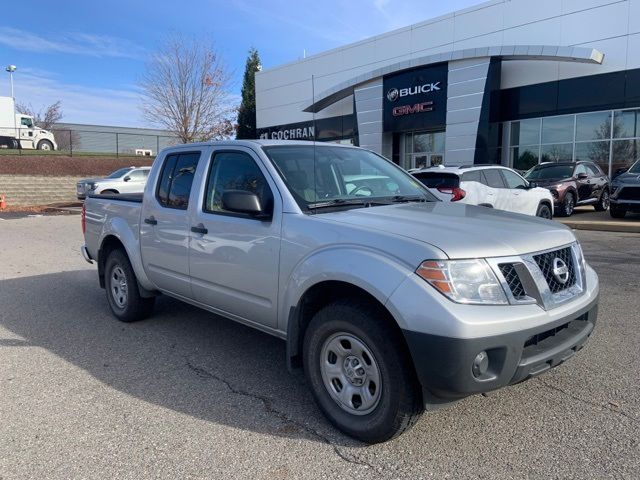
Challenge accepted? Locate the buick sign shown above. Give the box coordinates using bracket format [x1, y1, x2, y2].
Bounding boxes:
[387, 82, 441, 102]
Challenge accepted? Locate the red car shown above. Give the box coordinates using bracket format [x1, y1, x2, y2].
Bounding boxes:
[524, 162, 610, 216]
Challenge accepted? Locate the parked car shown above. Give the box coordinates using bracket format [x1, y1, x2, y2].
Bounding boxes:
[523, 162, 610, 216]
[609, 159, 640, 218]
[76, 166, 151, 200]
[81, 140, 599, 443]
[411, 165, 554, 219]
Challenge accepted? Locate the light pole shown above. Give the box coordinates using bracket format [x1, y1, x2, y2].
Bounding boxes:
[5, 65, 16, 99]
[5, 65, 17, 144]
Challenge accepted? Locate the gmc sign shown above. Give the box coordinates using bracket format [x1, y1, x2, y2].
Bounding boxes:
[392, 101, 434, 117]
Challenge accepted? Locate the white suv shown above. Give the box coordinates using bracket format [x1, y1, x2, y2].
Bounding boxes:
[412, 165, 554, 218]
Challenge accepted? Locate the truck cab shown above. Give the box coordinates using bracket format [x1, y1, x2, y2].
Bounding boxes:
[0, 96, 57, 150]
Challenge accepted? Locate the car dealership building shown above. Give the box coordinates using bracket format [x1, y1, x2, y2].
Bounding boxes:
[255, 0, 640, 176]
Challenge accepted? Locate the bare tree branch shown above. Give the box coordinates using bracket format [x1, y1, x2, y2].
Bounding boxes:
[140, 35, 236, 143]
[15, 101, 62, 130]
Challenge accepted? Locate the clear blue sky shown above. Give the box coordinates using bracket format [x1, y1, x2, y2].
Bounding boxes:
[1, 0, 478, 127]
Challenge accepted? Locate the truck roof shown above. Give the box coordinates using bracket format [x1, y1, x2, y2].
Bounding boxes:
[162, 139, 355, 149]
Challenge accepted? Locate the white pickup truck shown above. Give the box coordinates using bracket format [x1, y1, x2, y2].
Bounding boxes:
[82, 140, 599, 443]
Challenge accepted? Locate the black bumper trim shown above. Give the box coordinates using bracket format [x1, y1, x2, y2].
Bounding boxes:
[402, 295, 598, 405]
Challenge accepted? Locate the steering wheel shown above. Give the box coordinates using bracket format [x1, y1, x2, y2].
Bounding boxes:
[350, 185, 374, 197]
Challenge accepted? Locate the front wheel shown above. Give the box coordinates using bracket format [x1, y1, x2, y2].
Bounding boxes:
[536, 203, 553, 219]
[303, 299, 423, 443]
[594, 189, 610, 211]
[610, 207, 626, 219]
[37, 139, 54, 150]
[104, 249, 155, 322]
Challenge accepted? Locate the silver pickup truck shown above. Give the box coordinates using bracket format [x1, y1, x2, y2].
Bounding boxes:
[82, 140, 599, 443]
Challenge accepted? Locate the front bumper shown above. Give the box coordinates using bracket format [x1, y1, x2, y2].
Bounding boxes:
[403, 295, 598, 405]
[610, 198, 640, 212]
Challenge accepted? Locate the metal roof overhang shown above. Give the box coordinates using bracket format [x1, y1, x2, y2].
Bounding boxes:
[303, 45, 604, 113]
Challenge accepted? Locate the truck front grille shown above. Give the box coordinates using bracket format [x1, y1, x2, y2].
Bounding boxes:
[499, 263, 526, 300]
[533, 247, 576, 294]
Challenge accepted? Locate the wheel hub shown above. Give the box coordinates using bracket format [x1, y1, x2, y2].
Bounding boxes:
[343, 356, 366, 385]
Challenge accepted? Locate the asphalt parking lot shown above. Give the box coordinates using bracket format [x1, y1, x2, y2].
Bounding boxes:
[0, 215, 638, 479]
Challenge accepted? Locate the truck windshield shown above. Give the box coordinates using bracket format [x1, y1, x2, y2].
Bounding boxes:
[262, 145, 436, 210]
[107, 168, 133, 179]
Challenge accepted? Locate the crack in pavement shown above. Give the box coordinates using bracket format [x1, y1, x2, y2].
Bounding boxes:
[184, 358, 382, 474]
[539, 379, 639, 425]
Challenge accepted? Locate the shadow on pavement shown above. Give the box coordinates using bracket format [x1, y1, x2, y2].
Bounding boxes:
[0, 270, 361, 447]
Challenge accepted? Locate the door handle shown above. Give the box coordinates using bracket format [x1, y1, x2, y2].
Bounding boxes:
[191, 224, 208, 235]
[144, 217, 157, 225]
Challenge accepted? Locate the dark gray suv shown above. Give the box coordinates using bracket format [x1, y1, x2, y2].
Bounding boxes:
[610, 160, 640, 218]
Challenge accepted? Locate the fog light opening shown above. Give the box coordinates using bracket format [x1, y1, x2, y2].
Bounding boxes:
[472, 351, 489, 378]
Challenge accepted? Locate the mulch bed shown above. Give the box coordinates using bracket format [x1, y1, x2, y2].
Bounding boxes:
[0, 155, 155, 176]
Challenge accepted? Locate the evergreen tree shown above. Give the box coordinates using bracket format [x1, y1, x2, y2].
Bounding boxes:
[236, 48, 261, 139]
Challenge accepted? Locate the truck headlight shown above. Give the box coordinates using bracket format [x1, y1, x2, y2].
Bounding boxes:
[416, 259, 508, 305]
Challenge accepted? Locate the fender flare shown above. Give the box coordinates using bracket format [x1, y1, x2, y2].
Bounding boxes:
[98, 216, 155, 292]
[280, 246, 418, 367]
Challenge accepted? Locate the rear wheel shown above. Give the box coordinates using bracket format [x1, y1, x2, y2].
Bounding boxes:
[594, 189, 609, 211]
[560, 192, 575, 217]
[104, 249, 155, 322]
[610, 206, 626, 219]
[303, 299, 423, 443]
[536, 203, 552, 219]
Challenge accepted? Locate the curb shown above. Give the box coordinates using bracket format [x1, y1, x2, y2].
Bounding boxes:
[558, 220, 640, 234]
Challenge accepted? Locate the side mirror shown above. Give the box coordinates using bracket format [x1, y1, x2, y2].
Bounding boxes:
[576, 173, 589, 180]
[527, 181, 538, 189]
[123, 176, 131, 182]
[222, 190, 270, 219]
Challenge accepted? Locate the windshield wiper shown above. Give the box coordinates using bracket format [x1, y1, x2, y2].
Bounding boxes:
[307, 195, 429, 210]
[307, 198, 370, 210]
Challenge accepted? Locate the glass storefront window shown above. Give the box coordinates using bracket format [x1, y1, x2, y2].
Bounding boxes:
[575, 141, 610, 174]
[402, 131, 445, 170]
[511, 146, 539, 172]
[614, 109, 640, 139]
[612, 139, 639, 174]
[542, 115, 574, 144]
[510, 118, 540, 146]
[575, 111, 611, 142]
[541, 143, 573, 162]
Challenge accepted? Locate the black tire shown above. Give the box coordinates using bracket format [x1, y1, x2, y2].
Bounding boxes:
[104, 249, 155, 322]
[536, 203, 553, 219]
[610, 207, 626, 219]
[37, 139, 54, 150]
[560, 192, 575, 217]
[303, 298, 423, 443]
[594, 189, 610, 211]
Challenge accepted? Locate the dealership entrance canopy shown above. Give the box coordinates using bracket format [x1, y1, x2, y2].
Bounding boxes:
[256, 0, 640, 176]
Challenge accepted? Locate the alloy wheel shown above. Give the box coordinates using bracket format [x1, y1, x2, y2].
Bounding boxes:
[110, 265, 128, 308]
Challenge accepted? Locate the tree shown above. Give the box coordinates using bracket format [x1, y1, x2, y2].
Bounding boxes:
[16, 101, 62, 130]
[140, 35, 235, 143]
[236, 48, 261, 139]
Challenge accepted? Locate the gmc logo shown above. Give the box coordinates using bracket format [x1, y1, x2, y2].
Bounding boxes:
[392, 101, 434, 116]
[387, 82, 441, 102]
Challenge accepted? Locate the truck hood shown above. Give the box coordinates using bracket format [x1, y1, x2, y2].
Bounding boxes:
[317, 202, 575, 259]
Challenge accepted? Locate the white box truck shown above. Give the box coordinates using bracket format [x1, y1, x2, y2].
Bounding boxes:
[0, 96, 57, 150]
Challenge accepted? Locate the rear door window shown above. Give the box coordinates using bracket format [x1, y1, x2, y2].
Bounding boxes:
[412, 172, 460, 189]
[461, 170, 482, 183]
[156, 152, 201, 209]
[483, 169, 506, 188]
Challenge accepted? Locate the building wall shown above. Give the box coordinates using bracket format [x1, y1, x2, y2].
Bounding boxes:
[256, 0, 640, 129]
